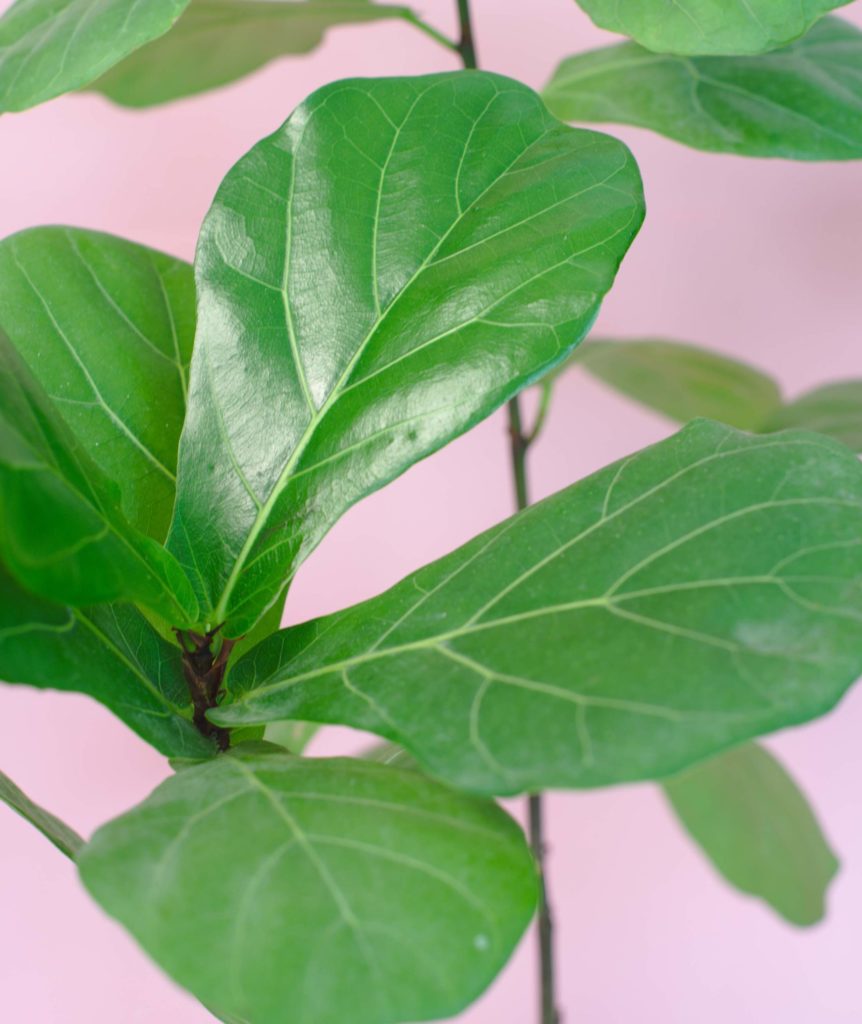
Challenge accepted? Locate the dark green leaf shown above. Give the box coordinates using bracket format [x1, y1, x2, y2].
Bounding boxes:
[78, 746, 537, 1024]
[572, 339, 782, 430]
[574, 0, 850, 56]
[0, 0, 189, 113]
[0, 227, 194, 542]
[91, 0, 423, 108]
[543, 18, 862, 160]
[664, 742, 839, 925]
[0, 765, 84, 859]
[764, 380, 862, 452]
[169, 71, 645, 636]
[0, 329, 196, 622]
[213, 420, 862, 795]
[0, 563, 213, 759]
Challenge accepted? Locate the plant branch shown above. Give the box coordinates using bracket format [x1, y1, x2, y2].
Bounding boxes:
[455, 0, 478, 69]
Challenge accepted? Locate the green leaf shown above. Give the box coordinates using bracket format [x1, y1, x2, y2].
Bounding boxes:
[543, 18, 862, 160]
[0, 329, 196, 622]
[90, 0, 423, 108]
[0, 0, 189, 113]
[0, 765, 84, 859]
[574, 0, 850, 56]
[78, 746, 537, 1024]
[264, 719, 320, 753]
[664, 743, 839, 925]
[213, 420, 862, 795]
[0, 227, 194, 542]
[572, 339, 782, 430]
[169, 71, 645, 636]
[764, 380, 862, 452]
[0, 562, 214, 758]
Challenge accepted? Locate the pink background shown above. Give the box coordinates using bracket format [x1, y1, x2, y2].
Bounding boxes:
[2, 0, 861, 1020]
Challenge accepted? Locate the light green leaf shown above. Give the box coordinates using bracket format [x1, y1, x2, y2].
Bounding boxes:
[0, 0, 189, 113]
[264, 719, 320, 753]
[169, 71, 645, 636]
[213, 420, 862, 795]
[574, 0, 850, 56]
[572, 339, 782, 430]
[0, 563, 214, 758]
[78, 746, 537, 1024]
[0, 765, 84, 859]
[0, 227, 194, 542]
[91, 0, 426, 108]
[664, 742, 839, 925]
[543, 18, 862, 160]
[0, 329, 196, 621]
[764, 380, 862, 452]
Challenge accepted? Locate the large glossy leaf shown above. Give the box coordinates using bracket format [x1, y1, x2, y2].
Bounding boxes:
[574, 0, 850, 56]
[78, 745, 537, 1024]
[572, 339, 781, 430]
[543, 18, 862, 160]
[0, 329, 196, 621]
[0, 227, 194, 542]
[168, 71, 645, 637]
[664, 743, 838, 925]
[765, 381, 862, 452]
[91, 0, 423, 108]
[0, 563, 213, 758]
[213, 420, 862, 795]
[0, 765, 84, 859]
[0, 0, 188, 113]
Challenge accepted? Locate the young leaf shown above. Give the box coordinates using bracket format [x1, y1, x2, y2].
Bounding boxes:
[664, 743, 839, 926]
[0, 766, 84, 860]
[78, 746, 537, 1024]
[0, 228, 194, 542]
[0, 330, 196, 622]
[543, 18, 862, 160]
[0, 563, 213, 759]
[0, 0, 189, 113]
[213, 420, 862, 795]
[169, 71, 645, 636]
[572, 339, 782, 430]
[573, 0, 850, 56]
[764, 381, 862, 452]
[90, 0, 426, 108]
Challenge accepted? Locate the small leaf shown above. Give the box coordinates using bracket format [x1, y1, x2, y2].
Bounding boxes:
[0, 227, 195, 542]
[0, 563, 213, 759]
[169, 71, 645, 636]
[572, 339, 782, 430]
[0, 329, 196, 622]
[0, 0, 189, 113]
[78, 746, 537, 1024]
[213, 420, 862, 795]
[664, 743, 839, 926]
[543, 18, 862, 160]
[764, 380, 862, 452]
[574, 0, 850, 56]
[0, 766, 84, 859]
[90, 0, 422, 108]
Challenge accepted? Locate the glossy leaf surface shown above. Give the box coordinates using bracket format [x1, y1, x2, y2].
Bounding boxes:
[0, 765, 84, 859]
[573, 339, 781, 430]
[765, 381, 862, 452]
[665, 743, 838, 925]
[574, 0, 850, 56]
[91, 0, 418, 107]
[0, 228, 194, 542]
[543, 18, 862, 160]
[169, 72, 644, 636]
[214, 421, 862, 795]
[0, 0, 188, 113]
[0, 564, 212, 758]
[79, 746, 537, 1024]
[0, 330, 196, 621]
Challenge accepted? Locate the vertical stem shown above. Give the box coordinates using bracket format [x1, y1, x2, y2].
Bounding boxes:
[454, 3, 559, 1020]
